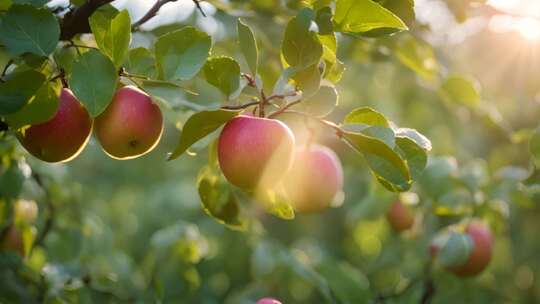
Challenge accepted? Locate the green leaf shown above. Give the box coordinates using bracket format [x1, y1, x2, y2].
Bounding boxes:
[5, 80, 61, 129]
[0, 4, 59, 56]
[70, 49, 118, 117]
[21, 224, 35, 257]
[440, 75, 481, 107]
[125, 47, 156, 78]
[89, 10, 131, 68]
[282, 8, 323, 68]
[438, 232, 474, 267]
[197, 166, 247, 230]
[380, 0, 415, 26]
[202, 56, 241, 99]
[155, 26, 211, 81]
[0, 70, 45, 115]
[141, 80, 200, 110]
[395, 137, 427, 181]
[315, 6, 334, 35]
[342, 130, 410, 191]
[237, 19, 258, 75]
[434, 188, 473, 216]
[530, 128, 540, 165]
[395, 128, 432, 151]
[0, 164, 24, 198]
[419, 156, 458, 199]
[395, 35, 439, 80]
[334, 0, 408, 36]
[257, 189, 295, 220]
[13, 0, 49, 6]
[344, 107, 390, 127]
[282, 252, 334, 303]
[317, 261, 371, 303]
[169, 109, 241, 160]
[301, 84, 338, 117]
[293, 64, 321, 98]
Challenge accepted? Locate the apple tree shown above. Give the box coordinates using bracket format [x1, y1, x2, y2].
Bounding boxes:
[0, 0, 539, 303]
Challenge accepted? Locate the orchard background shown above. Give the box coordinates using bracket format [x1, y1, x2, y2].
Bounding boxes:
[1, 0, 540, 303]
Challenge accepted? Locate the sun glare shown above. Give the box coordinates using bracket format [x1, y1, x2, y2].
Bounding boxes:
[487, 0, 540, 41]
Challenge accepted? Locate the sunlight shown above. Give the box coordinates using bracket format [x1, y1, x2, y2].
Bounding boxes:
[516, 17, 540, 41]
[487, 0, 540, 41]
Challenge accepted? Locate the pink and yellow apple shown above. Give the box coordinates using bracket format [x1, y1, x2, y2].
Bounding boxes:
[218, 115, 295, 189]
[283, 145, 343, 213]
[257, 298, 282, 304]
[95, 85, 163, 160]
[17, 88, 92, 163]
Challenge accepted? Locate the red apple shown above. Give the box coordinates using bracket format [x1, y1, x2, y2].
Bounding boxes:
[386, 200, 415, 232]
[1, 226, 24, 256]
[257, 298, 282, 304]
[218, 115, 295, 189]
[17, 88, 92, 163]
[283, 145, 343, 213]
[95, 85, 163, 160]
[447, 221, 493, 277]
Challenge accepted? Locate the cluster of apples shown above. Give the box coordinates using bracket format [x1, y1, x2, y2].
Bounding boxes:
[386, 200, 493, 277]
[17, 85, 163, 163]
[217, 115, 344, 213]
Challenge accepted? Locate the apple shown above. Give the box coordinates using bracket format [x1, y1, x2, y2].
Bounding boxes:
[1, 226, 24, 256]
[283, 145, 343, 213]
[218, 115, 295, 189]
[17, 88, 92, 163]
[447, 221, 493, 277]
[95, 85, 163, 160]
[257, 298, 282, 304]
[386, 200, 414, 232]
[14, 199, 38, 225]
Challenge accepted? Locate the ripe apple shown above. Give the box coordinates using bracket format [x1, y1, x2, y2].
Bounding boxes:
[257, 298, 282, 304]
[218, 115, 295, 189]
[447, 221, 493, 277]
[17, 88, 92, 163]
[14, 199, 38, 225]
[283, 145, 343, 213]
[1, 226, 24, 256]
[386, 200, 414, 232]
[95, 85, 163, 160]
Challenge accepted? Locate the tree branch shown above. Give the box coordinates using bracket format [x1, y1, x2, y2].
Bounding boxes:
[132, 0, 179, 30]
[267, 98, 302, 118]
[60, 0, 114, 41]
[221, 100, 260, 110]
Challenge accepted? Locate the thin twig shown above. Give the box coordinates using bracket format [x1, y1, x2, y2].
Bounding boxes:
[132, 0, 179, 29]
[266, 91, 298, 102]
[267, 99, 302, 118]
[278, 110, 344, 136]
[66, 40, 97, 50]
[193, 0, 207, 17]
[241, 73, 257, 87]
[221, 100, 260, 110]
